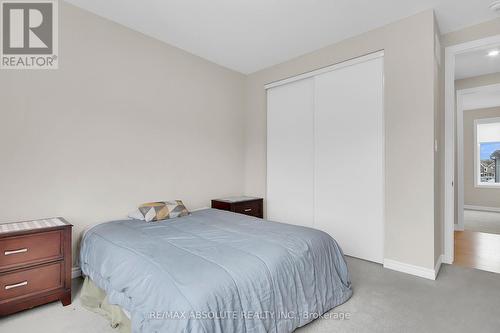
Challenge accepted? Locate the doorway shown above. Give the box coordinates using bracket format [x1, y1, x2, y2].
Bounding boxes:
[445, 35, 500, 274]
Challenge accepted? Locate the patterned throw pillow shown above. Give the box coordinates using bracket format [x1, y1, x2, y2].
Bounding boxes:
[130, 200, 190, 222]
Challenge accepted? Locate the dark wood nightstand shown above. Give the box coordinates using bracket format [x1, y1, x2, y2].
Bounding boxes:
[212, 196, 263, 218]
[0, 217, 72, 316]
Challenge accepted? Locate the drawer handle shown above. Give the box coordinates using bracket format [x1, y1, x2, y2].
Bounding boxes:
[4, 248, 28, 256]
[244, 209, 252, 212]
[5, 281, 28, 290]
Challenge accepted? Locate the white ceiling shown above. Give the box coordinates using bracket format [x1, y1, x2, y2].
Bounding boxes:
[455, 45, 500, 80]
[65, 0, 499, 74]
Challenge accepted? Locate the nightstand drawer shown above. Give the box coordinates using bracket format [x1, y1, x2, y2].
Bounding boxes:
[0, 262, 63, 301]
[0, 231, 62, 271]
[233, 201, 262, 218]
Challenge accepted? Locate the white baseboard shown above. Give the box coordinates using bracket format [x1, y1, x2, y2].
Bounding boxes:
[72, 266, 82, 279]
[442, 254, 453, 265]
[454, 224, 464, 231]
[383, 259, 438, 280]
[434, 254, 443, 278]
[464, 205, 500, 213]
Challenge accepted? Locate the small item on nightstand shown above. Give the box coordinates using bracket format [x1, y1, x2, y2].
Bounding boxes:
[0, 217, 72, 316]
[211, 196, 264, 218]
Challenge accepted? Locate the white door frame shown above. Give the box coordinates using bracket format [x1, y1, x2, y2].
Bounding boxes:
[444, 34, 500, 264]
[456, 84, 500, 232]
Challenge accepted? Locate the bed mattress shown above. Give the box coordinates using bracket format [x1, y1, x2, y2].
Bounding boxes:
[80, 208, 352, 332]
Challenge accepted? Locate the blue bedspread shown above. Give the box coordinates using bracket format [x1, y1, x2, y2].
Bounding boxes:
[80, 208, 352, 332]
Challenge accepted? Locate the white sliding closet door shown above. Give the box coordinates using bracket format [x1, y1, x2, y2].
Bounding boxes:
[314, 57, 384, 263]
[267, 78, 315, 226]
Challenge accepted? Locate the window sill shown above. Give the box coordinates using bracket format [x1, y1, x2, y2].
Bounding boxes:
[475, 183, 500, 189]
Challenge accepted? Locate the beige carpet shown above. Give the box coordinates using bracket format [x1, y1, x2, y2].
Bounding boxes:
[464, 209, 500, 235]
[1, 257, 500, 332]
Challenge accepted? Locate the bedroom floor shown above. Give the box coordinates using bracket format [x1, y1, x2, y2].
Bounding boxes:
[1, 257, 499, 333]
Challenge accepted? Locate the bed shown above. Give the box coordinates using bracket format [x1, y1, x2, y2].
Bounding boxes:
[80, 208, 352, 333]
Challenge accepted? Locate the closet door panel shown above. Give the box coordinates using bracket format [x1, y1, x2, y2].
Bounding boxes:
[314, 57, 384, 263]
[267, 78, 314, 226]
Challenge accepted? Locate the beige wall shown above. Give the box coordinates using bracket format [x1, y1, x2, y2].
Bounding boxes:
[0, 3, 246, 264]
[244, 11, 438, 269]
[463, 107, 500, 208]
[442, 19, 500, 47]
[456, 72, 500, 91]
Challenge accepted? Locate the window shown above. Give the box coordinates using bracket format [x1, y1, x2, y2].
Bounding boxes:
[475, 118, 500, 187]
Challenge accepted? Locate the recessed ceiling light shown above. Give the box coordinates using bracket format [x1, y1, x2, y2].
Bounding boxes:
[488, 50, 500, 57]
